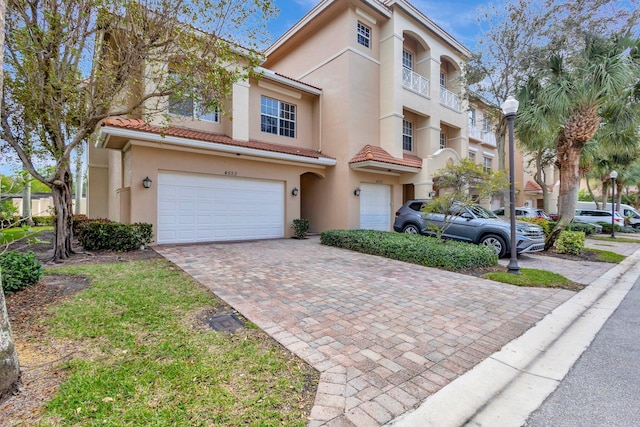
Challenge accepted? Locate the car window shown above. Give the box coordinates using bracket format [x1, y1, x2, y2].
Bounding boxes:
[468, 205, 498, 219]
[408, 202, 424, 211]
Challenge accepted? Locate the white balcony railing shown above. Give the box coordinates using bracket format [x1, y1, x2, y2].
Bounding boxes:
[440, 86, 461, 112]
[469, 126, 496, 146]
[402, 68, 430, 97]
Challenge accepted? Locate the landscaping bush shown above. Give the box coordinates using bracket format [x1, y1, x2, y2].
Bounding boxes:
[598, 222, 622, 235]
[32, 215, 54, 226]
[555, 230, 585, 255]
[565, 222, 601, 235]
[1, 251, 44, 294]
[520, 217, 551, 234]
[72, 215, 111, 237]
[320, 229, 498, 270]
[78, 222, 153, 251]
[291, 218, 310, 239]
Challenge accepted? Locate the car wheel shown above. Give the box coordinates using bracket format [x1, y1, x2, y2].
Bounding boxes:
[480, 234, 507, 258]
[402, 224, 421, 234]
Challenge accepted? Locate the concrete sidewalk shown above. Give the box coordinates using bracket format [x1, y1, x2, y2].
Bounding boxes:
[156, 237, 638, 427]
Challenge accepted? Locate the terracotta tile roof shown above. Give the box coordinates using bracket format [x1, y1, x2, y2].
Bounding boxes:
[101, 118, 334, 160]
[349, 145, 422, 169]
[524, 180, 554, 192]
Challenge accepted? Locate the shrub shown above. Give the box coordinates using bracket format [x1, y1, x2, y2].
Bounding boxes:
[78, 222, 153, 251]
[31, 216, 54, 226]
[1, 251, 44, 294]
[72, 215, 111, 237]
[566, 222, 600, 235]
[598, 222, 622, 235]
[320, 229, 498, 270]
[291, 218, 310, 239]
[555, 230, 585, 255]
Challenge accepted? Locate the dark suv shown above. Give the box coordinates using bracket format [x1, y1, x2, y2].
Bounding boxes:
[393, 200, 545, 258]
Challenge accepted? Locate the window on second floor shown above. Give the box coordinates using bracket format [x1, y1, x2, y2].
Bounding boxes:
[483, 117, 492, 133]
[261, 96, 296, 138]
[439, 132, 446, 149]
[468, 108, 476, 127]
[440, 71, 446, 87]
[402, 50, 413, 70]
[469, 151, 476, 162]
[357, 22, 371, 48]
[483, 156, 492, 173]
[168, 72, 220, 122]
[402, 120, 413, 151]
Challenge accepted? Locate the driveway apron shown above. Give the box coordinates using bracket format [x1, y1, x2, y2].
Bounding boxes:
[156, 237, 575, 426]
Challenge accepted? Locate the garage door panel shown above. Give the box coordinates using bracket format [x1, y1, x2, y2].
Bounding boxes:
[158, 172, 284, 244]
[360, 183, 391, 231]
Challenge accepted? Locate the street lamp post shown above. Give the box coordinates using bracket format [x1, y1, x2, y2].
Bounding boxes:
[502, 96, 520, 274]
[611, 170, 618, 238]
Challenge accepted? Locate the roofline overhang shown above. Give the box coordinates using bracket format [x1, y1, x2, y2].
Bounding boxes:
[384, 0, 472, 58]
[265, 0, 391, 56]
[254, 67, 322, 95]
[98, 126, 337, 167]
[349, 160, 421, 175]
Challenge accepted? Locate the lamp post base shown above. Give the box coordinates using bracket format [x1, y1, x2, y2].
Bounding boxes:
[507, 258, 521, 274]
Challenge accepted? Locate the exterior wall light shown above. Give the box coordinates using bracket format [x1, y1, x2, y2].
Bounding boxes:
[142, 176, 152, 189]
[354, 187, 361, 197]
[291, 187, 299, 197]
[428, 191, 436, 198]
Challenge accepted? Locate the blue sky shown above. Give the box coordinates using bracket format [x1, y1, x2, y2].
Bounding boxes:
[266, 0, 488, 51]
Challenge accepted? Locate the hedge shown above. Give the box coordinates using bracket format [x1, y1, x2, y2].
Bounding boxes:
[320, 229, 498, 271]
[1, 251, 44, 294]
[78, 222, 153, 251]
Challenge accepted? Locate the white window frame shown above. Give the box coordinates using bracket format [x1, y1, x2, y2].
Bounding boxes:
[440, 71, 446, 87]
[168, 72, 220, 123]
[483, 156, 492, 173]
[357, 22, 371, 48]
[261, 96, 296, 138]
[402, 50, 413, 70]
[483, 117, 492, 132]
[469, 151, 476, 162]
[468, 108, 476, 127]
[402, 120, 413, 151]
[439, 132, 446, 150]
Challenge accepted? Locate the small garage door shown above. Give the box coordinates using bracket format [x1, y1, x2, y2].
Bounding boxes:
[359, 183, 391, 231]
[157, 172, 284, 244]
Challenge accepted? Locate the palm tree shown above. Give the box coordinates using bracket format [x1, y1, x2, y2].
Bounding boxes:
[516, 33, 640, 248]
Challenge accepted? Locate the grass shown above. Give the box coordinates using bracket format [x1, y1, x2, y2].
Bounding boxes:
[0, 226, 53, 244]
[588, 248, 626, 263]
[40, 259, 317, 426]
[590, 236, 640, 243]
[482, 268, 574, 288]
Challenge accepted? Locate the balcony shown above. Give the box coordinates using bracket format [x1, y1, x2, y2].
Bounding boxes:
[402, 68, 430, 98]
[440, 86, 461, 112]
[469, 126, 497, 146]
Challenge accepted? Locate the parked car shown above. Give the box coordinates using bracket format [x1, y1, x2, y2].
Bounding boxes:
[493, 207, 551, 220]
[574, 209, 624, 227]
[576, 201, 640, 229]
[393, 200, 546, 258]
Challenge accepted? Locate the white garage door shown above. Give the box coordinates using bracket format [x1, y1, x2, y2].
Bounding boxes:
[157, 172, 284, 244]
[359, 183, 391, 231]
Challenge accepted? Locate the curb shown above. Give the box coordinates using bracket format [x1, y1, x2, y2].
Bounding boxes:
[388, 247, 640, 427]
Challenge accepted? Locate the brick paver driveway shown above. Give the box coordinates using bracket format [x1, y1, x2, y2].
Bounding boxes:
[156, 237, 575, 426]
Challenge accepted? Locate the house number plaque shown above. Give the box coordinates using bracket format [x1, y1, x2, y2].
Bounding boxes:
[224, 171, 238, 176]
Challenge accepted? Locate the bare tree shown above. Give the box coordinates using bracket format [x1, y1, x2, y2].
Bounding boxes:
[0, 0, 276, 261]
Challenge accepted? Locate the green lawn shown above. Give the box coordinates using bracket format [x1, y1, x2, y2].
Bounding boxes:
[0, 226, 53, 244]
[483, 268, 576, 289]
[40, 259, 317, 426]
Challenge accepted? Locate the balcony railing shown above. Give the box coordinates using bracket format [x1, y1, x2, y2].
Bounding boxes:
[469, 126, 496, 146]
[440, 86, 461, 112]
[402, 68, 430, 97]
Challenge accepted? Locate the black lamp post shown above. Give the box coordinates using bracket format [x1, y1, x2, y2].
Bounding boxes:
[502, 96, 520, 274]
[610, 170, 617, 238]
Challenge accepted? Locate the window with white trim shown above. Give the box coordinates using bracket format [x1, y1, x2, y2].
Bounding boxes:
[357, 22, 371, 48]
[483, 156, 492, 173]
[402, 120, 413, 151]
[469, 151, 476, 162]
[168, 72, 220, 122]
[468, 108, 476, 127]
[261, 96, 296, 138]
[439, 132, 446, 149]
[440, 71, 446, 87]
[402, 50, 413, 70]
[483, 117, 492, 132]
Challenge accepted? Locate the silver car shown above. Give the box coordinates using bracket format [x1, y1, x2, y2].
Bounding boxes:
[393, 200, 546, 258]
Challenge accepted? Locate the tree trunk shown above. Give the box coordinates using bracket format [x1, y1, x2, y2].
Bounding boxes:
[545, 142, 582, 249]
[51, 168, 75, 261]
[21, 176, 32, 226]
[0, 280, 20, 400]
[74, 142, 84, 215]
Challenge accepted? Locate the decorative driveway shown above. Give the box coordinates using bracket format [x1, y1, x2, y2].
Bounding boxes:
[156, 238, 576, 426]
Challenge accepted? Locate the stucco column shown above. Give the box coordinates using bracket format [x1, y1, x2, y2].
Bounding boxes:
[379, 31, 403, 159]
[232, 80, 250, 142]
